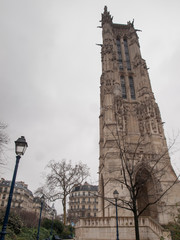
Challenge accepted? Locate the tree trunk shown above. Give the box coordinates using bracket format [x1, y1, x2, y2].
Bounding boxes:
[63, 196, 66, 225]
[134, 212, 140, 240]
[133, 200, 140, 240]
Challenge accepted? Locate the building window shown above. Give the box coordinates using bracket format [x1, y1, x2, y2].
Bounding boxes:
[116, 38, 123, 70]
[124, 39, 131, 70]
[129, 76, 135, 99]
[83, 192, 85, 196]
[120, 76, 127, 99]
[82, 205, 85, 209]
[82, 198, 85, 203]
[2, 194, 6, 199]
[94, 213, 96, 217]
[1, 201, 4, 206]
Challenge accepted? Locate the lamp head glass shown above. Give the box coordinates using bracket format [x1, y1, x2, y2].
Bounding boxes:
[113, 190, 119, 199]
[15, 136, 28, 156]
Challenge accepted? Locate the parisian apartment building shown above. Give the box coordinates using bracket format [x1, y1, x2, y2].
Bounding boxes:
[0, 178, 52, 219]
[68, 182, 98, 224]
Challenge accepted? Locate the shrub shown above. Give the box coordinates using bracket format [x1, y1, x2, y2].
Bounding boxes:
[163, 209, 180, 240]
[16, 227, 50, 240]
[0, 210, 22, 234]
[42, 218, 64, 235]
[61, 225, 74, 239]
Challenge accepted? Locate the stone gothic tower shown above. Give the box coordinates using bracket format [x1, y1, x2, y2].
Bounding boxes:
[98, 6, 180, 225]
[75, 7, 180, 240]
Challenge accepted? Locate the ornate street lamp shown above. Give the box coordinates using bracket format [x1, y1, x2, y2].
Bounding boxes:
[113, 190, 119, 240]
[50, 203, 56, 239]
[0, 136, 28, 240]
[37, 195, 45, 240]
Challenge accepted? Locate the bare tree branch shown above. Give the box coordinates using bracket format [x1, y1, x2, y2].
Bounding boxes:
[36, 159, 90, 225]
[98, 118, 180, 240]
[0, 122, 9, 167]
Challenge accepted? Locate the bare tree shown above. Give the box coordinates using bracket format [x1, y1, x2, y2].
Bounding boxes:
[0, 122, 9, 166]
[99, 120, 179, 240]
[37, 159, 90, 225]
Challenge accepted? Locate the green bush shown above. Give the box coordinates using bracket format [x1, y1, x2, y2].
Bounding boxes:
[0, 227, 17, 240]
[16, 227, 50, 240]
[42, 218, 64, 236]
[61, 225, 74, 239]
[41, 218, 52, 229]
[0, 211, 73, 239]
[0, 210, 22, 234]
[163, 209, 180, 240]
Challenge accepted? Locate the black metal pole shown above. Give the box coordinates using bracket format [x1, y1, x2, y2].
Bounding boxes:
[115, 198, 119, 240]
[37, 200, 43, 240]
[0, 155, 21, 240]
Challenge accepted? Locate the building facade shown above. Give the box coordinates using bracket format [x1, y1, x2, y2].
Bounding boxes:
[75, 6, 180, 240]
[0, 178, 52, 219]
[68, 182, 98, 224]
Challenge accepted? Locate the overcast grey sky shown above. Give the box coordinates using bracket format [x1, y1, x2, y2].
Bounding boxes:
[1, 0, 180, 214]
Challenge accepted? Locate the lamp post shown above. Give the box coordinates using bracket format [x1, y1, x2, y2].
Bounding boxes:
[37, 195, 45, 240]
[113, 190, 119, 240]
[50, 203, 55, 239]
[0, 136, 28, 240]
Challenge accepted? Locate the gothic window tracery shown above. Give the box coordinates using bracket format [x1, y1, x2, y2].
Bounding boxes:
[116, 38, 123, 70]
[129, 76, 136, 99]
[124, 38, 131, 70]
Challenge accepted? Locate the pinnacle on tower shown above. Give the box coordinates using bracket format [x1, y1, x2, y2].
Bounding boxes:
[101, 6, 113, 26]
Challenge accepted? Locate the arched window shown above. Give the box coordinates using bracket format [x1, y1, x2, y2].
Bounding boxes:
[129, 76, 135, 99]
[120, 76, 127, 99]
[124, 39, 131, 70]
[136, 168, 158, 220]
[116, 38, 123, 70]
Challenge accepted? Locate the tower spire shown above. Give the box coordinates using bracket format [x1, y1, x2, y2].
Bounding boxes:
[101, 6, 113, 26]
